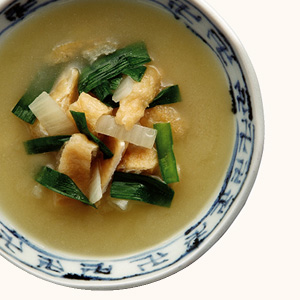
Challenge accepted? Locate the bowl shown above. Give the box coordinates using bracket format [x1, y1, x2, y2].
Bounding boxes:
[0, 0, 264, 290]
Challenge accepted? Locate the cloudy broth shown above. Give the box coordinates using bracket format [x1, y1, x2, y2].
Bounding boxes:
[0, 0, 234, 257]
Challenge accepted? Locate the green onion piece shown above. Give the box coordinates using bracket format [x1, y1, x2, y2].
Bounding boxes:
[148, 85, 181, 108]
[78, 42, 151, 93]
[92, 75, 122, 101]
[12, 95, 37, 124]
[109, 75, 123, 90]
[110, 172, 174, 207]
[95, 94, 119, 108]
[70, 110, 113, 159]
[91, 76, 122, 108]
[154, 122, 179, 184]
[122, 65, 147, 82]
[92, 80, 112, 101]
[24, 135, 71, 154]
[11, 64, 63, 124]
[35, 166, 95, 207]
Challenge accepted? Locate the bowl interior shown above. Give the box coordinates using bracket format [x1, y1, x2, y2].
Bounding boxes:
[0, 0, 263, 290]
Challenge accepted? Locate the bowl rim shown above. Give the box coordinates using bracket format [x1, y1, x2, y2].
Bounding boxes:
[0, 0, 264, 290]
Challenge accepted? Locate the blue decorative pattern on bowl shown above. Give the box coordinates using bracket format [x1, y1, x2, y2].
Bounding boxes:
[0, 0, 263, 290]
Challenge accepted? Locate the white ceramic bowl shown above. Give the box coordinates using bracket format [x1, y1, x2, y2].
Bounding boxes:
[0, 0, 264, 290]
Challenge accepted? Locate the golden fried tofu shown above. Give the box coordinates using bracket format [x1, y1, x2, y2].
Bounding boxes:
[47, 41, 85, 64]
[98, 137, 127, 195]
[50, 67, 79, 112]
[115, 66, 161, 130]
[117, 144, 158, 174]
[81, 40, 118, 63]
[140, 105, 187, 139]
[47, 40, 118, 64]
[57, 133, 98, 196]
[69, 92, 113, 134]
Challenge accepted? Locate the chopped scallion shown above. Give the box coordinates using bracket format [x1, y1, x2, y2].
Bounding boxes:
[109, 75, 123, 90]
[154, 122, 179, 184]
[92, 87, 119, 108]
[98, 94, 120, 108]
[91, 74, 123, 107]
[70, 110, 113, 159]
[148, 85, 181, 108]
[78, 42, 151, 93]
[24, 135, 71, 154]
[92, 80, 112, 101]
[12, 95, 37, 125]
[11, 64, 63, 124]
[35, 166, 95, 207]
[122, 65, 147, 82]
[110, 172, 174, 207]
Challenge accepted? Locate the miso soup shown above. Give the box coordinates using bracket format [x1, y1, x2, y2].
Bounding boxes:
[0, 0, 234, 257]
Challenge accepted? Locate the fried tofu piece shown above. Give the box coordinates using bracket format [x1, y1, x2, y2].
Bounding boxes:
[50, 67, 79, 112]
[81, 40, 118, 64]
[57, 133, 98, 197]
[117, 144, 158, 174]
[99, 137, 127, 195]
[115, 66, 161, 130]
[47, 40, 118, 64]
[69, 92, 113, 134]
[47, 41, 85, 64]
[140, 105, 187, 139]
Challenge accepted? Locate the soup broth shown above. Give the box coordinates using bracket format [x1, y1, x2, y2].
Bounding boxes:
[0, 0, 234, 257]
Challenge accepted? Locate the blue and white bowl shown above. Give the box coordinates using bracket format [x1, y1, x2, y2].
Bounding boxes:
[0, 0, 264, 290]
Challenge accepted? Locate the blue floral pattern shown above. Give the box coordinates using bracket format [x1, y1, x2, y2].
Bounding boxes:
[0, 0, 255, 287]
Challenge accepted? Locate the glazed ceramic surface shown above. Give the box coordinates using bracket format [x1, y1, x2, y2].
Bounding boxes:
[0, 0, 264, 290]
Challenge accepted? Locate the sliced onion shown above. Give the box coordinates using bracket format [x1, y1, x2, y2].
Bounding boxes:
[112, 76, 134, 103]
[95, 115, 157, 149]
[29, 92, 76, 136]
[110, 199, 129, 211]
[89, 161, 102, 205]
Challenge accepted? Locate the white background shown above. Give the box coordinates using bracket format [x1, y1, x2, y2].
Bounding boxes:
[1, 0, 299, 299]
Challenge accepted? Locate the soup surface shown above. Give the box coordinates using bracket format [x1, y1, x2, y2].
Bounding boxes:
[0, 0, 234, 257]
